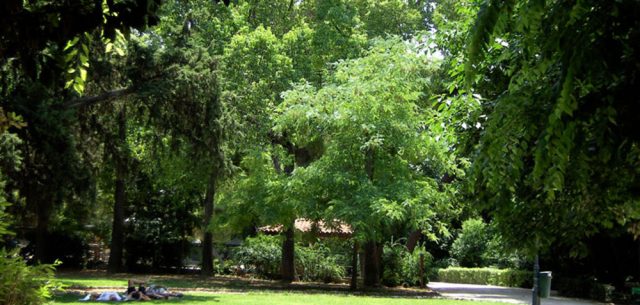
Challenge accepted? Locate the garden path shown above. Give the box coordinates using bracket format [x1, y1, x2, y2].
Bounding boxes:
[428, 282, 604, 305]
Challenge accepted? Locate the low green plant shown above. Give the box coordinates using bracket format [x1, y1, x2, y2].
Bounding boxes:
[382, 240, 433, 287]
[437, 267, 532, 287]
[295, 242, 346, 283]
[232, 234, 282, 278]
[450, 219, 489, 267]
[0, 197, 59, 305]
[0, 249, 59, 305]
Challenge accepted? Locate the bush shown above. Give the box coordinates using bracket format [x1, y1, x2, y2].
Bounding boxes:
[295, 243, 346, 283]
[21, 230, 89, 268]
[382, 241, 433, 287]
[451, 218, 528, 269]
[0, 198, 58, 305]
[0, 249, 58, 305]
[450, 219, 490, 267]
[554, 276, 615, 302]
[232, 235, 281, 278]
[438, 267, 532, 287]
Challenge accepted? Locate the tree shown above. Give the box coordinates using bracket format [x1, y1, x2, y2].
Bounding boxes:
[465, 0, 640, 254]
[275, 37, 461, 286]
[0, 0, 162, 265]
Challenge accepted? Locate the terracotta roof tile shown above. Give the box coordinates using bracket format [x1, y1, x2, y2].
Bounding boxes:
[258, 218, 352, 237]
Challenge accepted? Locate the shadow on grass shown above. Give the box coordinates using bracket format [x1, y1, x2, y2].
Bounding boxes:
[53, 293, 220, 304]
[57, 271, 439, 299]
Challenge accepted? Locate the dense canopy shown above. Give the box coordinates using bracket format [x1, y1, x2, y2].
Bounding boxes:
[1, 0, 639, 301]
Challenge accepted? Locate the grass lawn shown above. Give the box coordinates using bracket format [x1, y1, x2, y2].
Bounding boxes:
[52, 291, 506, 305]
[52, 272, 506, 305]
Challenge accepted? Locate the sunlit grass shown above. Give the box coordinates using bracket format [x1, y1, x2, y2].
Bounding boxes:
[52, 291, 506, 305]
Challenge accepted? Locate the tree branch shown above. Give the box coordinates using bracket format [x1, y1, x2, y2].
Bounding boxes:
[62, 87, 134, 109]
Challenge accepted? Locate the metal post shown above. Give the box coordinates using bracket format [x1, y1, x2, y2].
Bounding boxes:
[532, 255, 540, 305]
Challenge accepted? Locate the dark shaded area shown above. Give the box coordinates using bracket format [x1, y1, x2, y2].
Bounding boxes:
[543, 230, 640, 301]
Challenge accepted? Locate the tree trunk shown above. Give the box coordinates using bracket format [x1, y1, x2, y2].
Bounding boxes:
[108, 106, 127, 273]
[271, 146, 296, 283]
[201, 170, 217, 275]
[362, 146, 381, 287]
[407, 229, 422, 253]
[363, 241, 382, 287]
[281, 225, 295, 283]
[350, 240, 359, 290]
[34, 196, 51, 263]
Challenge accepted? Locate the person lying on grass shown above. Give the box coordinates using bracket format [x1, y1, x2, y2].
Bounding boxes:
[125, 280, 151, 301]
[126, 279, 183, 300]
[79, 279, 183, 301]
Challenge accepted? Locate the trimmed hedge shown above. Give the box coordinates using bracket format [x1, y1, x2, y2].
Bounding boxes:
[437, 267, 532, 288]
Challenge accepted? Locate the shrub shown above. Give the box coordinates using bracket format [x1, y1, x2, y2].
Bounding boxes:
[0, 198, 58, 305]
[0, 249, 58, 305]
[437, 267, 532, 287]
[295, 243, 345, 283]
[382, 241, 433, 287]
[21, 230, 89, 268]
[450, 218, 490, 267]
[232, 234, 281, 278]
[554, 276, 615, 302]
[451, 218, 528, 269]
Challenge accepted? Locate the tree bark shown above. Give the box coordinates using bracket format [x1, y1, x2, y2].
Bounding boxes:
[407, 229, 422, 253]
[362, 147, 382, 287]
[350, 240, 359, 290]
[201, 170, 217, 275]
[363, 241, 382, 287]
[281, 225, 295, 282]
[108, 106, 127, 273]
[270, 142, 297, 283]
[34, 196, 51, 263]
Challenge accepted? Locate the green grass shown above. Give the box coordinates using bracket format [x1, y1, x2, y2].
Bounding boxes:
[55, 273, 226, 289]
[53, 272, 505, 305]
[52, 291, 506, 305]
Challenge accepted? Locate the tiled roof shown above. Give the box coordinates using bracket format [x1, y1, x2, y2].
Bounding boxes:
[258, 218, 353, 237]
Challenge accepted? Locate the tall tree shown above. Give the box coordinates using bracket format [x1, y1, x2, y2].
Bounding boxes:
[465, 0, 640, 254]
[0, 0, 161, 264]
[275, 37, 461, 286]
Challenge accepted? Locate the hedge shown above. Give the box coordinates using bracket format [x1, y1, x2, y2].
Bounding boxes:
[437, 267, 532, 288]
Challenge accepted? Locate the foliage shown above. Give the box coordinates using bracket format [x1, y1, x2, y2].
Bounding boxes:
[437, 267, 532, 288]
[295, 242, 346, 283]
[0, 249, 58, 305]
[465, 0, 640, 254]
[382, 240, 433, 287]
[1, 0, 161, 95]
[450, 218, 528, 269]
[0, 148, 58, 305]
[232, 235, 282, 278]
[232, 235, 349, 282]
[554, 276, 615, 302]
[450, 218, 489, 267]
[275, 36, 461, 245]
[123, 171, 199, 271]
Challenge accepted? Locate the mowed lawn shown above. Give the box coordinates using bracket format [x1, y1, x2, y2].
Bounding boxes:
[52, 291, 506, 305]
[52, 273, 504, 305]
